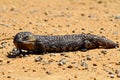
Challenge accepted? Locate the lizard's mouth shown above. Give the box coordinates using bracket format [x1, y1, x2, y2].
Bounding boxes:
[14, 40, 35, 51]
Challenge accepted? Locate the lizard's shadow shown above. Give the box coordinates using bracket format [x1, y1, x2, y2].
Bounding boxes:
[7, 46, 117, 58]
[7, 51, 44, 58]
[7, 49, 88, 58]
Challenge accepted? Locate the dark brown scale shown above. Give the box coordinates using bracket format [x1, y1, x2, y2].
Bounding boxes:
[13, 32, 118, 53]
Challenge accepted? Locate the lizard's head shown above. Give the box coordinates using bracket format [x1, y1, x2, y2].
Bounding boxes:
[13, 32, 36, 51]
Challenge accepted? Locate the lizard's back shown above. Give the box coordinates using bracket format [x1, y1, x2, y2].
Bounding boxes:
[35, 34, 85, 52]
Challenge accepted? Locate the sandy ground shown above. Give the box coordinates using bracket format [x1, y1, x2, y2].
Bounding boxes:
[0, 0, 120, 80]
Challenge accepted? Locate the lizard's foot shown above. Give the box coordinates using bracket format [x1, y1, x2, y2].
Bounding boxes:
[7, 48, 21, 58]
[7, 48, 30, 58]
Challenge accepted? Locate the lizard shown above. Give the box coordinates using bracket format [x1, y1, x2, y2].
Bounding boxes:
[13, 31, 118, 54]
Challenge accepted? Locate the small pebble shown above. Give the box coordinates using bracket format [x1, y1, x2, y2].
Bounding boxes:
[66, 24, 70, 27]
[110, 74, 115, 78]
[115, 62, 120, 65]
[67, 65, 73, 68]
[60, 53, 66, 56]
[115, 15, 120, 19]
[0, 58, 3, 62]
[117, 49, 120, 51]
[44, 19, 48, 22]
[101, 50, 107, 54]
[7, 76, 11, 78]
[72, 30, 75, 33]
[2, 72, 4, 75]
[44, 12, 48, 15]
[46, 71, 51, 75]
[42, 60, 50, 64]
[93, 63, 97, 66]
[86, 55, 92, 60]
[81, 28, 85, 31]
[7, 60, 10, 64]
[117, 73, 120, 78]
[34, 56, 43, 62]
[71, 62, 76, 64]
[115, 69, 120, 78]
[100, 28, 104, 30]
[10, 7, 14, 11]
[81, 13, 85, 16]
[81, 60, 88, 69]
[115, 69, 120, 74]
[33, 69, 36, 72]
[29, 22, 32, 24]
[74, 75, 77, 78]
[0, 23, 11, 27]
[1, 42, 7, 48]
[49, 53, 56, 56]
[97, 1, 102, 4]
[94, 77, 97, 80]
[58, 59, 67, 66]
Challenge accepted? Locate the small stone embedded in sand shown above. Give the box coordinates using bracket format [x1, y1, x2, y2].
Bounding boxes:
[86, 55, 92, 61]
[74, 75, 77, 78]
[0, 58, 3, 62]
[117, 73, 120, 78]
[101, 50, 107, 54]
[115, 69, 120, 78]
[2, 72, 4, 75]
[1, 42, 7, 48]
[58, 58, 67, 66]
[72, 30, 75, 33]
[33, 69, 36, 72]
[81, 60, 88, 69]
[46, 71, 51, 75]
[115, 62, 120, 65]
[97, 1, 103, 4]
[44, 19, 48, 22]
[60, 53, 66, 56]
[93, 63, 97, 66]
[44, 12, 48, 15]
[109, 74, 115, 78]
[34, 56, 43, 62]
[115, 15, 120, 19]
[7, 76, 11, 78]
[49, 53, 56, 57]
[6, 60, 10, 64]
[81, 13, 85, 16]
[67, 65, 73, 68]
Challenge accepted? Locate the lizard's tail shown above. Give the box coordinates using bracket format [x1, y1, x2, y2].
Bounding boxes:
[86, 34, 118, 49]
[95, 36, 118, 48]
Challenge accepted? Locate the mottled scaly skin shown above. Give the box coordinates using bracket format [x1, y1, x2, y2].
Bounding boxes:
[13, 32, 118, 53]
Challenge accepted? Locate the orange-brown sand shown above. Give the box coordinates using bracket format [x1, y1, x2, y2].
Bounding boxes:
[0, 0, 120, 80]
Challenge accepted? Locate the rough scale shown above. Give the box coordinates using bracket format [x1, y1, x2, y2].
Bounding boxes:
[13, 31, 118, 53]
